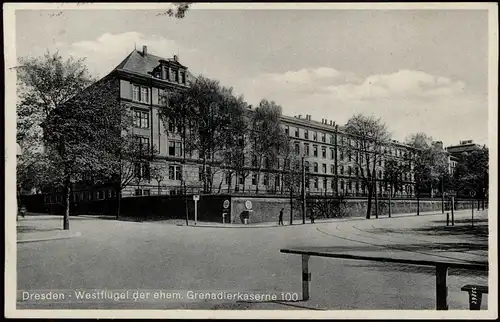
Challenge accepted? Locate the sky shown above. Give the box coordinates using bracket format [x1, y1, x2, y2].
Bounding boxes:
[13, 4, 493, 147]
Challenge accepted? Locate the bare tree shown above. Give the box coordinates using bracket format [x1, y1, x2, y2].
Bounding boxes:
[345, 114, 391, 219]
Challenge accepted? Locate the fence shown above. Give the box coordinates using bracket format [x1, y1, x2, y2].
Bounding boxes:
[281, 248, 488, 310]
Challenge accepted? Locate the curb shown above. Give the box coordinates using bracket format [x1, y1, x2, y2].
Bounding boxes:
[17, 231, 82, 243]
[175, 209, 482, 229]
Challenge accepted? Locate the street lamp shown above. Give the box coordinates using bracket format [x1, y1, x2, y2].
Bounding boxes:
[301, 154, 307, 224]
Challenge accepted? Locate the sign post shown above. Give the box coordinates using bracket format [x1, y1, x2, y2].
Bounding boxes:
[193, 195, 200, 225]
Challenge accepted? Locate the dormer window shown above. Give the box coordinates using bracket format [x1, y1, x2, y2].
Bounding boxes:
[180, 71, 186, 84]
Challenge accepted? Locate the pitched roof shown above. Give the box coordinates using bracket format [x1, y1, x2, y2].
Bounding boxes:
[112, 49, 196, 82]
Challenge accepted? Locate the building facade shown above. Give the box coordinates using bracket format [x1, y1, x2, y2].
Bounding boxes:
[45, 46, 424, 205]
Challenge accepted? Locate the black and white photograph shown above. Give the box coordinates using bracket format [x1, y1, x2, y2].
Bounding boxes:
[4, 2, 498, 319]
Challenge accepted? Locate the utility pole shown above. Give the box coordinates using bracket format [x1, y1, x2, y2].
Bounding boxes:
[441, 177, 445, 214]
[388, 183, 392, 218]
[302, 155, 306, 224]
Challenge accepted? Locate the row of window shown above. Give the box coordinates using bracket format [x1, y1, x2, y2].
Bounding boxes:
[284, 125, 412, 158]
[44, 190, 117, 203]
[152, 66, 187, 84]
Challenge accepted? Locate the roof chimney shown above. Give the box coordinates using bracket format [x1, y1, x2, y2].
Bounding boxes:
[142, 45, 148, 56]
[298, 115, 302, 119]
[173, 55, 178, 62]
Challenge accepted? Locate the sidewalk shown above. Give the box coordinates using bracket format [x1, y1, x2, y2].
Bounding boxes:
[17, 216, 82, 243]
[176, 209, 479, 228]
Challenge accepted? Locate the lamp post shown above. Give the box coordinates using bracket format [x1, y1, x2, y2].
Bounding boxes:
[301, 155, 306, 224]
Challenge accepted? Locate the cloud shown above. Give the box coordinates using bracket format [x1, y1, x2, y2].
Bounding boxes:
[55, 32, 198, 77]
[233, 67, 486, 146]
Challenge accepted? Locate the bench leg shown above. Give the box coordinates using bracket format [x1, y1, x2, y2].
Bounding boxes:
[302, 255, 311, 301]
[468, 288, 483, 310]
[436, 264, 448, 310]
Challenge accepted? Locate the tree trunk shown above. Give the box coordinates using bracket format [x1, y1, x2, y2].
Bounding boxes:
[116, 185, 122, 219]
[63, 178, 70, 230]
[289, 185, 293, 225]
[416, 189, 420, 216]
[389, 184, 392, 218]
[366, 187, 372, 219]
[374, 183, 379, 219]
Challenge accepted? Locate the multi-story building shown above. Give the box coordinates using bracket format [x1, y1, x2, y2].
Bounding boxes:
[45, 46, 420, 204]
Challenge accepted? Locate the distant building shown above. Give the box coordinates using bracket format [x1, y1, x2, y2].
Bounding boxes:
[446, 140, 483, 158]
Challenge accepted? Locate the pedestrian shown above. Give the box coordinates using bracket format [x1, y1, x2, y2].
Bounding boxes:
[278, 208, 284, 226]
[310, 209, 315, 224]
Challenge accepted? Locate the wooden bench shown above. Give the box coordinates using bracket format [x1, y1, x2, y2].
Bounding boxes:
[461, 284, 488, 310]
[281, 248, 488, 310]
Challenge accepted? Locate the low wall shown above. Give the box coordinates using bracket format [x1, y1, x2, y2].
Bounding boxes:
[229, 196, 488, 223]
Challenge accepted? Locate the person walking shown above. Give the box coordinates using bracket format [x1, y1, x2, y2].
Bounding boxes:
[310, 209, 315, 224]
[278, 208, 284, 226]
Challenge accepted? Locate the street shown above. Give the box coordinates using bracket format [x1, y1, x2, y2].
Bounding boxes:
[17, 210, 489, 310]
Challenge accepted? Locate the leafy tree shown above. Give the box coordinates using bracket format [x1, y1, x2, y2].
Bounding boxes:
[345, 114, 391, 219]
[406, 133, 449, 215]
[16, 51, 95, 197]
[42, 80, 120, 229]
[452, 147, 489, 198]
[249, 100, 289, 193]
[161, 2, 192, 19]
[159, 76, 247, 193]
[384, 157, 411, 198]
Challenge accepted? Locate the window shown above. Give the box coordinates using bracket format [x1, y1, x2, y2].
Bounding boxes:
[133, 110, 149, 129]
[132, 85, 150, 103]
[174, 70, 179, 82]
[134, 162, 151, 180]
[348, 181, 352, 190]
[348, 166, 352, 176]
[284, 126, 289, 135]
[330, 135, 335, 144]
[305, 161, 310, 172]
[250, 174, 256, 185]
[141, 87, 150, 103]
[330, 165, 335, 174]
[313, 145, 318, 157]
[135, 189, 143, 196]
[331, 180, 335, 189]
[305, 144, 309, 156]
[132, 85, 140, 101]
[168, 141, 183, 157]
[180, 71, 186, 84]
[107, 190, 112, 199]
[275, 176, 280, 187]
[169, 165, 182, 181]
[340, 149, 344, 160]
[239, 175, 245, 185]
[135, 136, 150, 154]
[323, 179, 328, 190]
[304, 130, 309, 140]
[225, 172, 232, 185]
[355, 153, 359, 163]
[348, 151, 352, 162]
[263, 174, 269, 186]
[340, 180, 344, 190]
[294, 143, 300, 155]
[295, 128, 299, 137]
[355, 167, 359, 176]
[314, 178, 319, 189]
[378, 170, 382, 179]
[330, 149, 334, 159]
[143, 189, 151, 196]
[322, 147, 326, 158]
[313, 131, 317, 141]
[340, 165, 344, 175]
[252, 155, 258, 167]
[356, 182, 359, 191]
[313, 162, 318, 173]
[322, 163, 327, 173]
